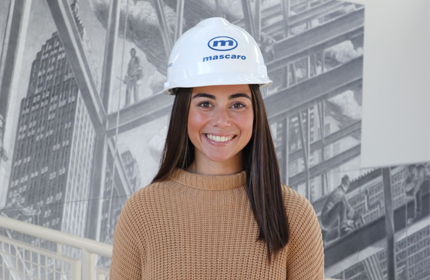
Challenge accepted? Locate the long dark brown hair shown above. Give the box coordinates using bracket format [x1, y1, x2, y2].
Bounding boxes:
[152, 85, 289, 262]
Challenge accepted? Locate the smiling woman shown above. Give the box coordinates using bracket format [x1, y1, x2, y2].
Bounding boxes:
[110, 17, 324, 280]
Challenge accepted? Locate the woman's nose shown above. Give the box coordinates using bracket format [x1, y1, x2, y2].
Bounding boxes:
[211, 107, 231, 127]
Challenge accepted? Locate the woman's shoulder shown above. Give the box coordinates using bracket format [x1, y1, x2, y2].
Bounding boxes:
[129, 179, 173, 199]
[280, 184, 318, 226]
[281, 184, 312, 208]
[121, 180, 173, 215]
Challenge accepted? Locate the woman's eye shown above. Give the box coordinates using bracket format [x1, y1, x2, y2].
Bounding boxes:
[198, 101, 212, 108]
[231, 102, 245, 109]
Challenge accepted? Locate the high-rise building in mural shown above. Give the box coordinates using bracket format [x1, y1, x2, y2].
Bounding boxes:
[1, 3, 96, 257]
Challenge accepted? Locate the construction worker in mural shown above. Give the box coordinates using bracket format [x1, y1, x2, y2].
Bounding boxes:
[124, 48, 143, 107]
[321, 175, 356, 238]
[0, 114, 9, 161]
[259, 32, 276, 61]
[404, 164, 430, 224]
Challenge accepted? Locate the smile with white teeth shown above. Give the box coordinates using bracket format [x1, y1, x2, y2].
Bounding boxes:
[205, 134, 235, 143]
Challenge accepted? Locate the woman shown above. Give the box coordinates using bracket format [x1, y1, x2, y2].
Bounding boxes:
[110, 17, 324, 279]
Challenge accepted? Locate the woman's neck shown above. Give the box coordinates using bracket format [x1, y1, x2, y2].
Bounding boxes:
[187, 154, 243, 175]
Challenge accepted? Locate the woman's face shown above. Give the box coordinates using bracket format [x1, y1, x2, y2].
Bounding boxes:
[188, 84, 254, 172]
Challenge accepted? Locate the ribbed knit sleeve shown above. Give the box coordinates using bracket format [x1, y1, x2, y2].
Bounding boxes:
[110, 193, 143, 279]
[283, 186, 325, 280]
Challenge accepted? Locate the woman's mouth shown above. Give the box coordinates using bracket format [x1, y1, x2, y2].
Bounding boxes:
[204, 134, 236, 143]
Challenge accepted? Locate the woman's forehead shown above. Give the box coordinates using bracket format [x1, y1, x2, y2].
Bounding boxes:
[191, 84, 251, 96]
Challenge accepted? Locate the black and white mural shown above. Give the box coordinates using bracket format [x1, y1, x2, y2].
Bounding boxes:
[0, 0, 429, 279]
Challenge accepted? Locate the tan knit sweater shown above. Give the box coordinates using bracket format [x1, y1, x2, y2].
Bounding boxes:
[110, 169, 324, 279]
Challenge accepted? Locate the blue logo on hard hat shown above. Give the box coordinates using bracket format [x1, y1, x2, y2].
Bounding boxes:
[208, 36, 238, 51]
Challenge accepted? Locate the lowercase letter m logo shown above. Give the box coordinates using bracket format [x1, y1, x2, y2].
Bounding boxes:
[208, 36, 238, 51]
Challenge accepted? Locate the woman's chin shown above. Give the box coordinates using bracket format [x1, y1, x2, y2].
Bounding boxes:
[206, 155, 232, 164]
[202, 151, 243, 167]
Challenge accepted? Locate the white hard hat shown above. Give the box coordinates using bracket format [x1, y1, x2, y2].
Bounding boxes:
[164, 17, 272, 95]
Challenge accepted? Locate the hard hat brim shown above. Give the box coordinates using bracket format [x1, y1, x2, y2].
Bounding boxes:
[164, 73, 272, 95]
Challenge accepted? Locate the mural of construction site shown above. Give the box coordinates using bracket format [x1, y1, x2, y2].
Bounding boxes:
[0, 0, 429, 279]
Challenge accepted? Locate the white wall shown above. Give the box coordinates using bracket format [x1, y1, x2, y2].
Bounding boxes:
[350, 0, 429, 168]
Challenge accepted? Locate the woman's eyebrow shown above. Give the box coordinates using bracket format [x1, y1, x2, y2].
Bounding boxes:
[192, 93, 215, 99]
[229, 93, 251, 100]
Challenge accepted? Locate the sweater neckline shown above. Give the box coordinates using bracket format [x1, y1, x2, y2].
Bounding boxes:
[170, 168, 246, 190]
